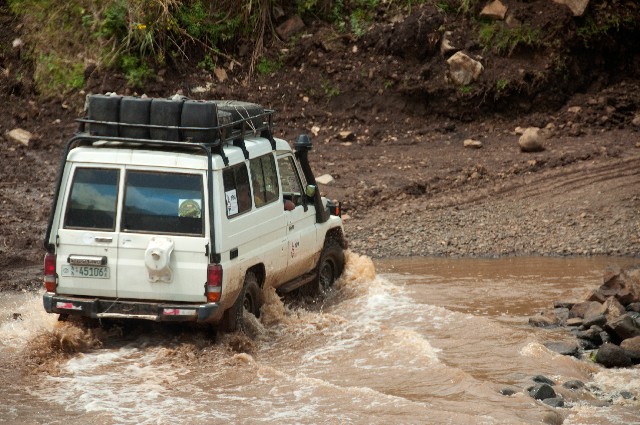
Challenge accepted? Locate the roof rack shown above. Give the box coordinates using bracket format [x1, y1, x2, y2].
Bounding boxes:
[74, 95, 277, 164]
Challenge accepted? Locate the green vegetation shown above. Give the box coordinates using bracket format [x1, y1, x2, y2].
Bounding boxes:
[479, 22, 543, 56]
[256, 57, 283, 75]
[575, 6, 635, 48]
[458, 84, 473, 94]
[8, 0, 92, 96]
[9, 0, 404, 96]
[37, 54, 85, 94]
[496, 78, 509, 91]
[322, 80, 341, 99]
[457, 0, 480, 15]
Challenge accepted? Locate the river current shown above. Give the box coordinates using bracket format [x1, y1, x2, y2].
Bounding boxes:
[1, 254, 638, 424]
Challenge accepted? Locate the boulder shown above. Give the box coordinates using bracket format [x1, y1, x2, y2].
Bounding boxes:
[316, 174, 335, 185]
[566, 317, 583, 327]
[570, 301, 602, 319]
[552, 0, 589, 16]
[500, 387, 517, 396]
[603, 296, 626, 322]
[480, 0, 508, 20]
[338, 130, 355, 141]
[591, 265, 640, 306]
[562, 380, 585, 390]
[582, 314, 606, 328]
[542, 397, 564, 408]
[606, 313, 640, 341]
[529, 383, 556, 400]
[518, 127, 544, 152]
[463, 139, 483, 149]
[529, 314, 558, 327]
[5, 128, 33, 146]
[575, 327, 602, 345]
[544, 341, 579, 357]
[276, 15, 305, 41]
[440, 31, 457, 55]
[446, 51, 483, 85]
[620, 336, 640, 357]
[595, 343, 633, 368]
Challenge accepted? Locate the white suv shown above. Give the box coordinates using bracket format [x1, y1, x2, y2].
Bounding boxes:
[43, 95, 346, 331]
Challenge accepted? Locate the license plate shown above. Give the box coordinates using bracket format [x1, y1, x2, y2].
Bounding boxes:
[61, 265, 110, 279]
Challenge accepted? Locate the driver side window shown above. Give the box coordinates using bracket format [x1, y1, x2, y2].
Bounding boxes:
[277, 156, 304, 207]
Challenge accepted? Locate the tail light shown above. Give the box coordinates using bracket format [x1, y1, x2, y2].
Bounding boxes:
[206, 263, 222, 303]
[44, 253, 57, 292]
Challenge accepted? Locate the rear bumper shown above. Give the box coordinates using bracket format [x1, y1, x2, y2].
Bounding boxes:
[43, 293, 220, 323]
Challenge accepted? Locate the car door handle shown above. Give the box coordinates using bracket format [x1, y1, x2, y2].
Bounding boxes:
[95, 237, 113, 243]
[288, 224, 294, 231]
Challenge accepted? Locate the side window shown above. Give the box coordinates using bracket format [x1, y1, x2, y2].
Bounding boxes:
[64, 168, 119, 230]
[277, 156, 304, 207]
[223, 163, 251, 217]
[250, 154, 279, 208]
[122, 171, 204, 235]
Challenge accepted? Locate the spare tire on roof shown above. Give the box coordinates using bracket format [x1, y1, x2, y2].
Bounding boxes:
[88, 94, 121, 137]
[119, 97, 151, 139]
[181, 100, 231, 143]
[213, 100, 265, 133]
[150, 97, 184, 141]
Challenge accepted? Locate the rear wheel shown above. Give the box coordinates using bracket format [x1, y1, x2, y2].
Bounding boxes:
[221, 271, 263, 333]
[302, 239, 344, 297]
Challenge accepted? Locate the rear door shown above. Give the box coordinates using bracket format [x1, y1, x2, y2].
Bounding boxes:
[116, 169, 209, 302]
[56, 166, 120, 298]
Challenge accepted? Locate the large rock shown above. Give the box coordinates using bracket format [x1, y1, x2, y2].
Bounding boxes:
[595, 343, 633, 368]
[606, 313, 640, 341]
[480, 0, 508, 20]
[620, 336, 640, 357]
[552, 0, 589, 16]
[5, 128, 33, 147]
[446, 51, 483, 85]
[544, 341, 579, 357]
[528, 383, 556, 400]
[570, 301, 602, 319]
[589, 265, 640, 306]
[518, 127, 544, 152]
[276, 15, 305, 41]
[602, 296, 626, 322]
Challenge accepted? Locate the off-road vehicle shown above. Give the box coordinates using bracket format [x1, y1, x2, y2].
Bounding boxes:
[43, 95, 346, 331]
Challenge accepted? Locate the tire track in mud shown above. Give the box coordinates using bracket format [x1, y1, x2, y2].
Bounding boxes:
[430, 154, 640, 209]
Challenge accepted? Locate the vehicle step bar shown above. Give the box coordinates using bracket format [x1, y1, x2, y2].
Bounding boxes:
[276, 272, 316, 294]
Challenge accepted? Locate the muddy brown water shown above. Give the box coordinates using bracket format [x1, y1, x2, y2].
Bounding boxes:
[1, 254, 639, 425]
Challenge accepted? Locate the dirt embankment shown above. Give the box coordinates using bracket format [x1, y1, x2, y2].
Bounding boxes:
[1, 1, 640, 291]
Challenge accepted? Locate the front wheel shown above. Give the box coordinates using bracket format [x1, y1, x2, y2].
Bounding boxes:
[302, 240, 345, 297]
[221, 272, 263, 333]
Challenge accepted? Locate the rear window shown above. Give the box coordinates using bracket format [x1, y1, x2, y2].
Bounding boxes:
[123, 171, 204, 235]
[64, 168, 119, 230]
[223, 163, 251, 218]
[250, 154, 279, 208]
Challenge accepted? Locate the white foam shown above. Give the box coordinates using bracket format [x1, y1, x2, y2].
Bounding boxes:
[0, 292, 58, 351]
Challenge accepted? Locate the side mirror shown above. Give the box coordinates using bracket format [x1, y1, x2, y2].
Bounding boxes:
[305, 185, 316, 198]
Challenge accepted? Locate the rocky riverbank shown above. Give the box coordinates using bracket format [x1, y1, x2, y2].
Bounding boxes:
[530, 264, 640, 368]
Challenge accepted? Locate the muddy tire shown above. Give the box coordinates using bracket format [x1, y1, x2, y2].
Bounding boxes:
[302, 239, 345, 297]
[221, 272, 263, 333]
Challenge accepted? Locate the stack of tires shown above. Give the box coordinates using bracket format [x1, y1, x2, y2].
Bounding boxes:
[87, 95, 264, 143]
